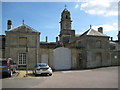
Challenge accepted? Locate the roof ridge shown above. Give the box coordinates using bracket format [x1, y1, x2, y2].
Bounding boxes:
[81, 28, 109, 37]
[6, 24, 38, 32]
[7, 24, 23, 31]
[91, 29, 108, 36]
[24, 24, 38, 32]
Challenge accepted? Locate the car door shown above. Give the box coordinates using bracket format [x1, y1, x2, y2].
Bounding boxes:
[10, 60, 16, 72]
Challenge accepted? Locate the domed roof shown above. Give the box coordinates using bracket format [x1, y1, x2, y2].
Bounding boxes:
[61, 5, 70, 15]
[62, 8, 70, 14]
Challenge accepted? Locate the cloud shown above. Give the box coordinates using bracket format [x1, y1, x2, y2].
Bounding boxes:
[75, 4, 79, 8]
[92, 23, 118, 32]
[80, 0, 118, 16]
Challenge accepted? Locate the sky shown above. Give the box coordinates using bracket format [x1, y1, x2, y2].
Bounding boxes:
[2, 0, 118, 42]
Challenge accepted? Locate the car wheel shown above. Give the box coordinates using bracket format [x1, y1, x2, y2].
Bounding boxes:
[34, 71, 37, 76]
[49, 74, 52, 76]
[13, 68, 16, 73]
[9, 71, 13, 77]
[32, 70, 35, 74]
[35, 73, 38, 76]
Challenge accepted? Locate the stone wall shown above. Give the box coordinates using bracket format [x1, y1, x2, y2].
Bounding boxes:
[71, 48, 77, 69]
[86, 36, 110, 68]
[39, 48, 54, 68]
[0, 35, 5, 58]
[5, 29, 40, 69]
[76, 35, 110, 69]
[109, 51, 119, 66]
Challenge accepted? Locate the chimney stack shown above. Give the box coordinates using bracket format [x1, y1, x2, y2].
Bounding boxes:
[56, 37, 58, 45]
[118, 30, 120, 42]
[7, 20, 12, 30]
[98, 27, 103, 33]
[111, 37, 113, 41]
[46, 36, 48, 42]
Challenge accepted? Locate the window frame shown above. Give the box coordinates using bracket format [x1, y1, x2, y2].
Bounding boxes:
[18, 52, 27, 65]
[96, 40, 102, 48]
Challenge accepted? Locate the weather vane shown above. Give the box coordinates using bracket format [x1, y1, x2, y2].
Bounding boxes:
[22, 20, 24, 25]
[65, 4, 67, 9]
[90, 25, 92, 29]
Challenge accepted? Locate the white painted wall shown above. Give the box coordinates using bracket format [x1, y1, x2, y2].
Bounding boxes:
[41, 54, 48, 64]
[53, 47, 71, 70]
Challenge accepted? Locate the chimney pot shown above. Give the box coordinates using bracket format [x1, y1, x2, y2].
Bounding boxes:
[46, 36, 48, 42]
[111, 37, 113, 41]
[56, 37, 58, 45]
[118, 30, 120, 42]
[7, 20, 12, 30]
[56, 37, 58, 42]
[98, 27, 103, 33]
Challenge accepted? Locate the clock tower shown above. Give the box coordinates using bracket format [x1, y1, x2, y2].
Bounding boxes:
[59, 5, 75, 46]
[60, 6, 72, 30]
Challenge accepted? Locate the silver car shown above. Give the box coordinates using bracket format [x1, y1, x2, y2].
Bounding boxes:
[33, 63, 52, 76]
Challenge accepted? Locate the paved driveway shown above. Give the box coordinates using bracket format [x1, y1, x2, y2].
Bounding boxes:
[2, 66, 118, 88]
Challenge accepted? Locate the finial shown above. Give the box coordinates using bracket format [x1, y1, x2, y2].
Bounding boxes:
[65, 4, 67, 9]
[90, 25, 92, 29]
[22, 20, 24, 25]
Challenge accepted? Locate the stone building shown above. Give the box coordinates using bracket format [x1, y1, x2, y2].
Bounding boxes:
[5, 20, 40, 69]
[109, 35, 120, 66]
[1, 7, 119, 70]
[0, 35, 5, 58]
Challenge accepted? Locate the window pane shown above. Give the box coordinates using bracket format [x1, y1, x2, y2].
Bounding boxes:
[19, 53, 26, 65]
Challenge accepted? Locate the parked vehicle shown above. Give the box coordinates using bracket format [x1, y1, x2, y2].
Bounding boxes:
[0, 58, 17, 77]
[33, 63, 52, 76]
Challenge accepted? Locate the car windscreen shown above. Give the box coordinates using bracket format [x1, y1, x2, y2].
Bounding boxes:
[39, 64, 47, 67]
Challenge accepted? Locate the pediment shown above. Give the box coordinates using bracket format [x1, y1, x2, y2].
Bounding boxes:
[6, 24, 38, 33]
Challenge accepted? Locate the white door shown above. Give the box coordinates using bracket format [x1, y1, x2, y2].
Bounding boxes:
[41, 54, 48, 64]
[53, 47, 71, 70]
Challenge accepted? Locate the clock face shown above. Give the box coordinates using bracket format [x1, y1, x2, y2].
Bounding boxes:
[66, 24, 69, 29]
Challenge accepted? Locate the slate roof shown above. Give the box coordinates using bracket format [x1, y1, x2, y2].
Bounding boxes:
[109, 41, 117, 44]
[6, 24, 39, 33]
[40, 42, 56, 48]
[81, 28, 109, 37]
[75, 34, 81, 37]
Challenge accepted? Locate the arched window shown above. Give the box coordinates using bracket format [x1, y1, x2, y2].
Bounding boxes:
[96, 40, 101, 48]
[66, 15, 68, 19]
